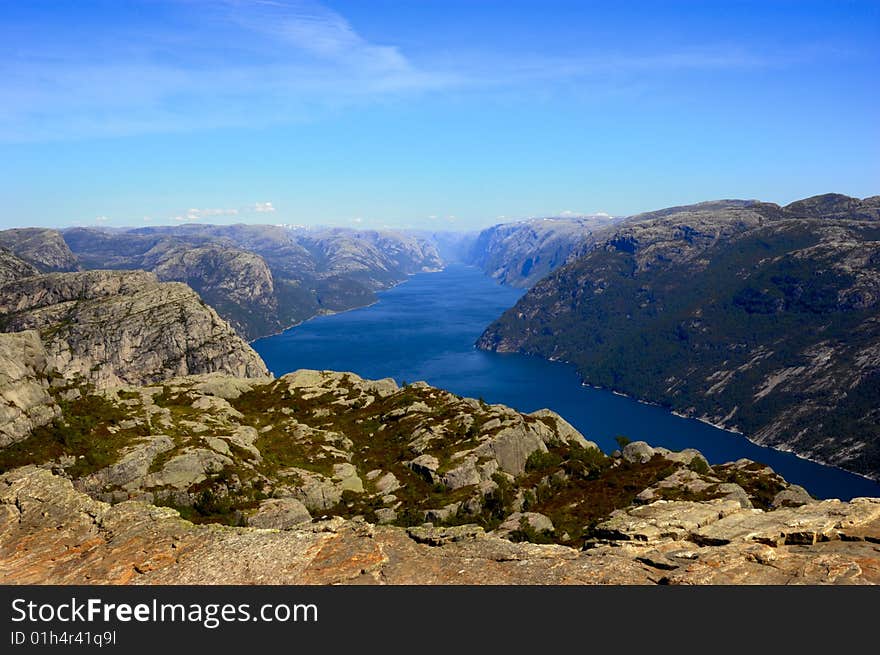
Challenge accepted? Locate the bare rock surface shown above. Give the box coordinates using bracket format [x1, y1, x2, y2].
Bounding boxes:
[2, 467, 878, 585]
[0, 270, 269, 387]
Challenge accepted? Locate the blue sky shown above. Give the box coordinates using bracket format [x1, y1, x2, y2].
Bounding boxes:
[1, 0, 878, 230]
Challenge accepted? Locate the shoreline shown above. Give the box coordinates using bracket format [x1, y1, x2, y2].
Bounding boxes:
[248, 267, 446, 345]
[575, 365, 880, 486]
[487, 343, 880, 486]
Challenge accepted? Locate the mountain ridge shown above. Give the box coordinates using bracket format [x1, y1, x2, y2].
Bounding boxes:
[478, 193, 880, 480]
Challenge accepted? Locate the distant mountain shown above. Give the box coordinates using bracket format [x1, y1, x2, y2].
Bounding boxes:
[54, 224, 443, 340]
[478, 194, 880, 480]
[0, 228, 79, 273]
[408, 229, 479, 264]
[468, 214, 620, 287]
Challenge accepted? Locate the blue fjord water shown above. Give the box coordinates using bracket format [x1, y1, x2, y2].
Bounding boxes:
[253, 263, 880, 500]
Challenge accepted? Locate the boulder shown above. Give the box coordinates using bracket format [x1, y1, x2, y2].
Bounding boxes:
[622, 441, 655, 464]
[285, 469, 343, 512]
[143, 448, 233, 490]
[442, 457, 481, 490]
[332, 463, 364, 493]
[474, 426, 547, 475]
[247, 498, 311, 529]
[716, 483, 753, 509]
[78, 436, 175, 492]
[374, 472, 400, 494]
[772, 485, 815, 508]
[495, 512, 555, 538]
[406, 454, 440, 483]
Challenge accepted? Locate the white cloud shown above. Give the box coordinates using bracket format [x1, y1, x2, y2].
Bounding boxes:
[94, 215, 110, 222]
[172, 207, 239, 222]
[556, 210, 615, 219]
[253, 201, 276, 213]
[189, 207, 239, 219]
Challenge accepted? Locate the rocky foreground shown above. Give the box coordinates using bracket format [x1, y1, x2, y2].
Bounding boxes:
[2, 466, 879, 585]
[1, 363, 878, 584]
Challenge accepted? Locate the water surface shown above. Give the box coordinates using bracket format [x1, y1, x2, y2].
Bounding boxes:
[254, 264, 880, 500]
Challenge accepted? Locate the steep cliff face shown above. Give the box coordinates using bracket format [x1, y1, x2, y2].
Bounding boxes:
[297, 229, 443, 280]
[1, 369, 878, 585]
[149, 244, 279, 339]
[478, 194, 880, 479]
[469, 215, 620, 288]
[0, 331, 59, 448]
[0, 270, 269, 387]
[0, 228, 79, 272]
[61, 225, 444, 339]
[0, 248, 39, 284]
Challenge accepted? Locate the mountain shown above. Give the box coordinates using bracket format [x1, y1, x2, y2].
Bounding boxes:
[469, 214, 620, 287]
[409, 229, 479, 264]
[0, 248, 39, 284]
[58, 224, 443, 339]
[0, 270, 268, 390]
[1, 365, 878, 584]
[478, 194, 880, 480]
[0, 228, 79, 273]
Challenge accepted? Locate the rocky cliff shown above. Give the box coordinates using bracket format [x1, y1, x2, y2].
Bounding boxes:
[0, 270, 269, 388]
[0, 369, 878, 585]
[0, 228, 79, 273]
[0, 331, 59, 448]
[0, 248, 39, 284]
[478, 194, 880, 479]
[469, 215, 620, 287]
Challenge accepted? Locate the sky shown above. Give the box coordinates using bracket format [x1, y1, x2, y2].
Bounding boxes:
[1, 0, 878, 231]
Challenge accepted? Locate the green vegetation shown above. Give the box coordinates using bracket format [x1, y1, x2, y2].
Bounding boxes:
[0, 393, 146, 477]
[0, 368, 790, 546]
[480, 214, 880, 479]
[688, 456, 711, 475]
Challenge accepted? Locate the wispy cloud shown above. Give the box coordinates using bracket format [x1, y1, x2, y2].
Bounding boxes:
[0, 0, 458, 142]
[173, 207, 240, 222]
[165, 201, 276, 223]
[0, 0, 838, 142]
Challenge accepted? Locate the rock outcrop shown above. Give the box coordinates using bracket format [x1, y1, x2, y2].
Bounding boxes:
[0, 270, 269, 387]
[0, 331, 59, 447]
[2, 466, 878, 585]
[0, 248, 39, 284]
[478, 194, 880, 480]
[1, 364, 879, 584]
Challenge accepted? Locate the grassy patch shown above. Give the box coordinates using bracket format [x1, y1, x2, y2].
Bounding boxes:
[0, 394, 146, 477]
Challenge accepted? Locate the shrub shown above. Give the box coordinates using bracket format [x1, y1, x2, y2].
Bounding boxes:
[688, 456, 711, 475]
[525, 450, 563, 472]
